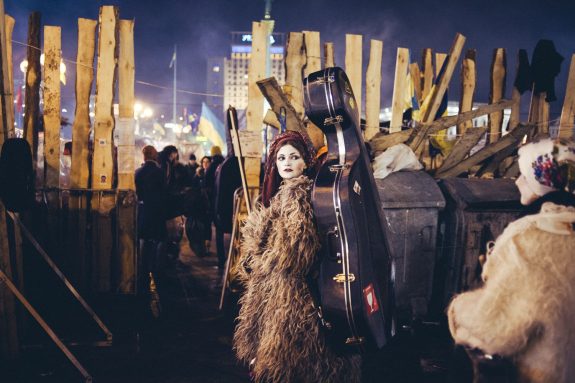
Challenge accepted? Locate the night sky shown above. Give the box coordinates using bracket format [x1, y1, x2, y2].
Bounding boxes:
[8, 0, 575, 120]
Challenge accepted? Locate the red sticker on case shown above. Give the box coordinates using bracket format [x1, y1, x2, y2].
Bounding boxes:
[363, 283, 379, 315]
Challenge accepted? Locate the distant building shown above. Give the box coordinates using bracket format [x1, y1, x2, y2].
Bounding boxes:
[222, 31, 285, 113]
[206, 56, 225, 122]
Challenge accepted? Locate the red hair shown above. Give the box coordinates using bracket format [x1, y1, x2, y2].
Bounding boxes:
[261, 131, 315, 207]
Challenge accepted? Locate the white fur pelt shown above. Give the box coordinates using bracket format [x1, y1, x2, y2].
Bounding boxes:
[448, 202, 575, 383]
[234, 175, 361, 383]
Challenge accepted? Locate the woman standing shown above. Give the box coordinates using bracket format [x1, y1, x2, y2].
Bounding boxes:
[233, 131, 360, 383]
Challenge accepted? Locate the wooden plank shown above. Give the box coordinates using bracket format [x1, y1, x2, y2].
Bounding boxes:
[435, 53, 447, 77]
[458, 49, 476, 135]
[116, 19, 136, 294]
[303, 30, 320, 77]
[390, 47, 409, 133]
[43, 26, 61, 189]
[421, 48, 433, 101]
[71, 18, 96, 189]
[436, 123, 533, 179]
[23, 12, 41, 170]
[324, 42, 334, 67]
[0, 2, 12, 140]
[91, 6, 118, 292]
[508, 50, 526, 132]
[408, 33, 466, 151]
[365, 39, 383, 140]
[559, 54, 575, 139]
[437, 126, 487, 174]
[369, 129, 412, 154]
[345, 34, 362, 126]
[488, 48, 506, 143]
[538, 91, 549, 135]
[284, 32, 305, 120]
[410, 62, 422, 104]
[4, 15, 13, 137]
[263, 108, 280, 129]
[257, 76, 306, 134]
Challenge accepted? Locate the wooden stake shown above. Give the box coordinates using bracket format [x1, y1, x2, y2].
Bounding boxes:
[488, 48, 506, 143]
[458, 49, 476, 135]
[0, 2, 12, 140]
[43, 26, 61, 189]
[559, 54, 575, 139]
[421, 48, 433, 101]
[257, 77, 306, 133]
[23, 12, 41, 169]
[91, 6, 118, 292]
[324, 42, 334, 67]
[410, 62, 422, 105]
[345, 34, 362, 126]
[438, 126, 487, 174]
[303, 30, 320, 77]
[365, 39, 383, 140]
[390, 47, 409, 133]
[4, 15, 13, 137]
[435, 53, 447, 77]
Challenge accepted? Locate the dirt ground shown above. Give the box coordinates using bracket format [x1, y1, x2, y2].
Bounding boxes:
[0, 227, 477, 383]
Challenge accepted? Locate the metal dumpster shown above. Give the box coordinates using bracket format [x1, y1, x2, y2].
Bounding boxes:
[438, 178, 523, 307]
[376, 171, 445, 326]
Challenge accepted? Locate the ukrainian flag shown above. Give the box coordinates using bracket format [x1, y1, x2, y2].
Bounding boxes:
[198, 102, 226, 153]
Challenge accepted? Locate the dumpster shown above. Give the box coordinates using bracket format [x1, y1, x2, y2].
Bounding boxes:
[376, 171, 445, 326]
[438, 178, 523, 307]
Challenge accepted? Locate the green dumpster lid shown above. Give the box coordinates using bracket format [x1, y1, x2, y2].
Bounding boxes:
[440, 177, 523, 210]
[376, 171, 446, 209]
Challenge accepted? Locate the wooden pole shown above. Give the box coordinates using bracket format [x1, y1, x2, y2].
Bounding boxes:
[365, 39, 383, 140]
[116, 19, 136, 294]
[0, 0, 19, 359]
[559, 54, 575, 139]
[421, 48, 433, 101]
[303, 30, 320, 77]
[0, 1, 12, 140]
[488, 48, 506, 143]
[4, 14, 13, 137]
[43, 26, 61, 189]
[390, 47, 409, 133]
[458, 49, 476, 135]
[508, 49, 528, 132]
[91, 6, 118, 292]
[345, 34, 362, 127]
[410, 62, 422, 105]
[23, 12, 41, 170]
[324, 42, 334, 68]
[435, 53, 447, 77]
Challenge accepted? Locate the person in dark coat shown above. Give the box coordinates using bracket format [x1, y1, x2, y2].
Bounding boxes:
[186, 153, 199, 184]
[204, 146, 224, 257]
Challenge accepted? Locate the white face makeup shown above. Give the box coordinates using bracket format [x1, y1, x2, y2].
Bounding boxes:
[276, 144, 306, 180]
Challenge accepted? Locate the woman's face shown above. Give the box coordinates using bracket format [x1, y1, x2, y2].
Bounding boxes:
[202, 157, 211, 169]
[276, 144, 306, 179]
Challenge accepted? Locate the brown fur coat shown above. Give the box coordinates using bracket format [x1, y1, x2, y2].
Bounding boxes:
[448, 202, 575, 383]
[234, 175, 361, 383]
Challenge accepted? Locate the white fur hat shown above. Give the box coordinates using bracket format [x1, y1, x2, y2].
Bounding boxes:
[517, 138, 575, 197]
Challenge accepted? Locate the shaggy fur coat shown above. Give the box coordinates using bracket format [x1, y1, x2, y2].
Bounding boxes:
[234, 175, 361, 383]
[448, 202, 575, 383]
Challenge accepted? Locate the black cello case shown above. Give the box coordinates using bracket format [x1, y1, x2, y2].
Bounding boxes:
[304, 67, 394, 353]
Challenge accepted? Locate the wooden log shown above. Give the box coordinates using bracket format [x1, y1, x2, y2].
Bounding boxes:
[0, 0, 18, 360]
[256, 76, 307, 134]
[559, 54, 575, 139]
[409, 33, 466, 151]
[23, 12, 41, 170]
[284, 32, 305, 121]
[488, 48, 506, 143]
[421, 48, 433, 101]
[458, 49, 476, 135]
[263, 108, 280, 129]
[410, 62, 422, 105]
[370, 129, 412, 154]
[365, 39, 383, 140]
[91, 6, 118, 292]
[436, 123, 533, 179]
[303, 30, 320, 77]
[508, 50, 527, 132]
[345, 34, 362, 126]
[324, 42, 334, 67]
[68, 18, 96, 291]
[43, 26, 61, 189]
[116, 19, 136, 294]
[437, 126, 487, 175]
[4, 15, 13, 137]
[390, 47, 409, 133]
[71, 19, 96, 190]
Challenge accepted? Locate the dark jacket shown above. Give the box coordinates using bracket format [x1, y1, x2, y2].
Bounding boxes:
[135, 161, 166, 240]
